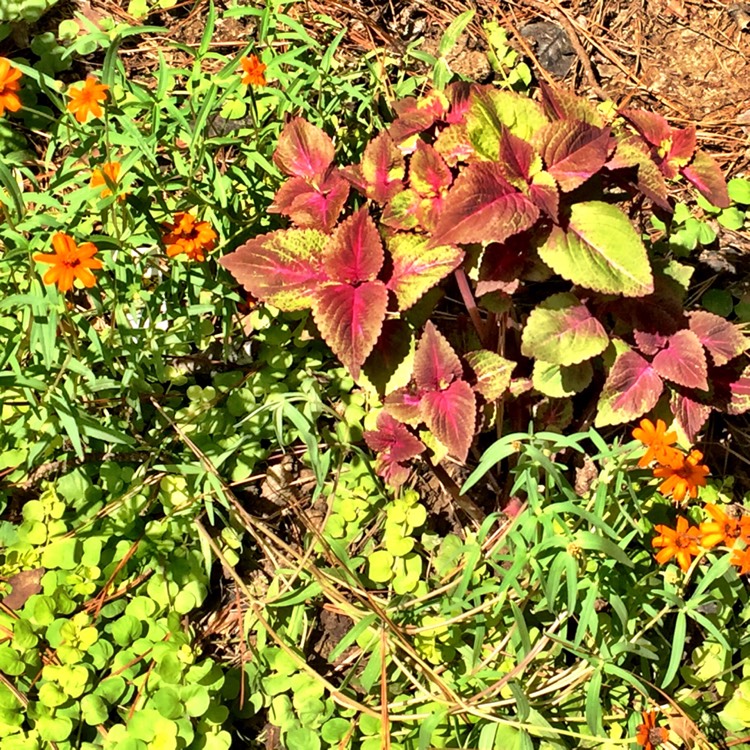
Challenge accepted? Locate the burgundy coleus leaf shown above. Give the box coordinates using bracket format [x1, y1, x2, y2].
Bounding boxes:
[476, 235, 529, 297]
[273, 118, 335, 182]
[410, 140, 452, 197]
[364, 411, 425, 462]
[595, 349, 664, 426]
[419, 380, 476, 461]
[689, 310, 748, 366]
[681, 150, 731, 209]
[498, 126, 539, 186]
[606, 135, 670, 210]
[661, 125, 696, 178]
[342, 132, 405, 203]
[429, 162, 540, 248]
[364, 411, 425, 487]
[539, 81, 605, 126]
[269, 169, 350, 233]
[620, 108, 672, 149]
[413, 321, 464, 392]
[313, 281, 388, 379]
[651, 329, 709, 390]
[634, 329, 669, 356]
[670, 391, 712, 443]
[219, 228, 328, 311]
[529, 172, 559, 221]
[324, 207, 383, 283]
[534, 120, 611, 192]
[444, 81, 473, 124]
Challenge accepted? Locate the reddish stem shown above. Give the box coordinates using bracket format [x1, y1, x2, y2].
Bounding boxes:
[454, 268, 486, 345]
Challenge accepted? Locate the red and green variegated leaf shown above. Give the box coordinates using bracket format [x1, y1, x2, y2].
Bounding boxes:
[386, 234, 464, 311]
[529, 171, 559, 221]
[220, 229, 328, 311]
[364, 411, 425, 462]
[532, 360, 593, 398]
[498, 126, 540, 187]
[595, 350, 664, 427]
[269, 171, 349, 233]
[670, 392, 712, 443]
[324, 207, 383, 283]
[389, 111, 436, 145]
[652, 329, 708, 390]
[416, 194, 444, 231]
[620, 108, 671, 148]
[354, 131, 406, 203]
[410, 140, 452, 197]
[607, 135, 670, 210]
[413, 321, 463, 392]
[538, 201, 653, 297]
[464, 350, 515, 400]
[521, 292, 609, 366]
[533, 121, 611, 192]
[381, 190, 421, 230]
[445, 81, 473, 124]
[476, 236, 528, 297]
[273, 118, 335, 181]
[419, 380, 476, 461]
[313, 281, 388, 379]
[713, 364, 750, 415]
[466, 86, 549, 161]
[666, 125, 696, 169]
[539, 82, 604, 126]
[384, 387, 423, 426]
[430, 163, 539, 248]
[434, 123, 475, 166]
[681, 150, 731, 209]
[725, 365, 750, 415]
[689, 311, 748, 366]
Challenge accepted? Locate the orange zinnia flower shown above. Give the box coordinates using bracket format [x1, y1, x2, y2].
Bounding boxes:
[0, 58, 22, 116]
[636, 710, 668, 749]
[163, 211, 217, 262]
[239, 54, 267, 86]
[33, 233, 103, 292]
[632, 418, 680, 468]
[67, 76, 109, 123]
[653, 449, 709, 503]
[90, 161, 123, 199]
[652, 516, 701, 572]
[699, 503, 745, 549]
[731, 546, 750, 575]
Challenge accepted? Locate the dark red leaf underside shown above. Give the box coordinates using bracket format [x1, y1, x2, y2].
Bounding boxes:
[651, 329, 709, 390]
[476, 236, 529, 297]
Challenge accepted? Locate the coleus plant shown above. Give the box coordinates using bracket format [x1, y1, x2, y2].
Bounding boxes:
[221, 81, 748, 488]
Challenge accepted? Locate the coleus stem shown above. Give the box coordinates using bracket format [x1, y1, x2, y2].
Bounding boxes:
[454, 268, 487, 347]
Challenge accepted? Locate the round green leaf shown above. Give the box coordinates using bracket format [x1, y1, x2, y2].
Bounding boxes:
[368, 550, 394, 583]
[81, 694, 109, 725]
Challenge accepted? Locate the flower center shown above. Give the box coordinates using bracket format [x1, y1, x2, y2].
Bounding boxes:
[675, 534, 692, 549]
[648, 726, 667, 745]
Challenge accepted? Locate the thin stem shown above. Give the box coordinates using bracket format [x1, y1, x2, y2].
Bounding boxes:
[454, 268, 486, 345]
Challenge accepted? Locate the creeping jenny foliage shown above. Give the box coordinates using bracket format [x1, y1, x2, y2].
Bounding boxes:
[3, 3, 750, 750]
